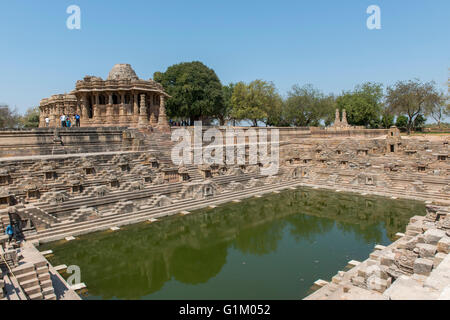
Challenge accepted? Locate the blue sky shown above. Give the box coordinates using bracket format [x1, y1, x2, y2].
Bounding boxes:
[0, 0, 449, 114]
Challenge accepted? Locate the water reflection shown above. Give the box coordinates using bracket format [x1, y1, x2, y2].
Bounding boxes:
[42, 188, 424, 300]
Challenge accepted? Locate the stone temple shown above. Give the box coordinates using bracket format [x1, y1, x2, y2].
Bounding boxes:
[38, 64, 170, 131]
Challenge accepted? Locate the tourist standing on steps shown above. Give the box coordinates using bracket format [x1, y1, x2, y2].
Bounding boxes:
[75, 113, 80, 127]
[60, 114, 66, 127]
[6, 224, 13, 244]
[66, 116, 71, 128]
[45, 116, 50, 127]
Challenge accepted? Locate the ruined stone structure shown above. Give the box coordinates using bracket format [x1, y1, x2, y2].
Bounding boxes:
[332, 108, 350, 129]
[0, 123, 448, 299]
[38, 64, 170, 131]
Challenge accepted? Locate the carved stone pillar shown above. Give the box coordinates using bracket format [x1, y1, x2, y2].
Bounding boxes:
[138, 94, 148, 128]
[106, 93, 113, 121]
[93, 94, 101, 125]
[51, 106, 57, 128]
[133, 94, 139, 126]
[80, 94, 88, 121]
[119, 92, 127, 126]
[149, 93, 157, 126]
[157, 95, 170, 132]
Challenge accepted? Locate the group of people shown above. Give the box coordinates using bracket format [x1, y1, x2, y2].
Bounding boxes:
[44, 113, 81, 127]
[169, 119, 189, 127]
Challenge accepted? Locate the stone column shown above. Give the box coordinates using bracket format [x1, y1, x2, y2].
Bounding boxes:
[93, 94, 101, 125]
[149, 93, 158, 126]
[119, 92, 127, 126]
[38, 107, 44, 128]
[80, 95, 87, 119]
[157, 95, 170, 132]
[138, 94, 148, 128]
[334, 109, 341, 127]
[106, 93, 113, 121]
[51, 106, 57, 128]
[341, 109, 348, 127]
[133, 93, 139, 126]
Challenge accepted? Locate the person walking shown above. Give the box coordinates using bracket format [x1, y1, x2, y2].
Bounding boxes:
[60, 114, 66, 127]
[6, 224, 13, 243]
[75, 113, 80, 127]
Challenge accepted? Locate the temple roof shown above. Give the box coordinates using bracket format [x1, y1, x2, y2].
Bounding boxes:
[107, 64, 139, 81]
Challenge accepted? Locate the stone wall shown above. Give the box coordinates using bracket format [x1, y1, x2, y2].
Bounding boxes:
[0, 127, 128, 157]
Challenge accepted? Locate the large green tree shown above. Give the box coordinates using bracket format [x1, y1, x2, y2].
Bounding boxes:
[428, 93, 449, 128]
[230, 80, 282, 127]
[284, 84, 335, 127]
[386, 79, 443, 134]
[154, 61, 224, 125]
[21, 106, 40, 128]
[336, 82, 384, 128]
[0, 104, 20, 128]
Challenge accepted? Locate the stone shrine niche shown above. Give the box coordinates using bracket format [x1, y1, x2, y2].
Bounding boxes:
[178, 166, 190, 182]
[0, 187, 11, 208]
[82, 160, 95, 175]
[119, 162, 130, 172]
[109, 175, 120, 188]
[0, 171, 11, 186]
[163, 169, 179, 183]
[43, 165, 57, 181]
[71, 180, 83, 193]
[25, 183, 40, 200]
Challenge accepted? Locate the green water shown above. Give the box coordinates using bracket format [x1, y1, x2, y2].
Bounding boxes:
[40, 188, 425, 300]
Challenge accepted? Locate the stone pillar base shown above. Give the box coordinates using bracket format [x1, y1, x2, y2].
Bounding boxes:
[157, 114, 171, 133]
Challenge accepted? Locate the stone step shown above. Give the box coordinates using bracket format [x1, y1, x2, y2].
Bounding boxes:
[44, 293, 56, 300]
[20, 278, 40, 289]
[16, 271, 38, 283]
[11, 263, 35, 276]
[40, 279, 53, 290]
[24, 285, 41, 296]
[28, 292, 43, 300]
[34, 260, 48, 269]
[38, 272, 51, 282]
[42, 286, 54, 296]
[36, 266, 49, 275]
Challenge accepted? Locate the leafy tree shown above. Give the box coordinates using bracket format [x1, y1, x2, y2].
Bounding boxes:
[395, 115, 408, 129]
[336, 82, 384, 128]
[284, 84, 335, 127]
[230, 80, 282, 127]
[413, 114, 427, 130]
[0, 104, 20, 128]
[21, 106, 40, 128]
[380, 113, 395, 129]
[429, 93, 449, 128]
[154, 61, 224, 125]
[386, 79, 442, 134]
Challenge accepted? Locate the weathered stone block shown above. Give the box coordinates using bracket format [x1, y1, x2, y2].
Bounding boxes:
[424, 229, 446, 245]
[380, 252, 395, 267]
[433, 252, 447, 268]
[413, 258, 433, 276]
[416, 243, 437, 258]
[367, 275, 388, 293]
[437, 237, 450, 254]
